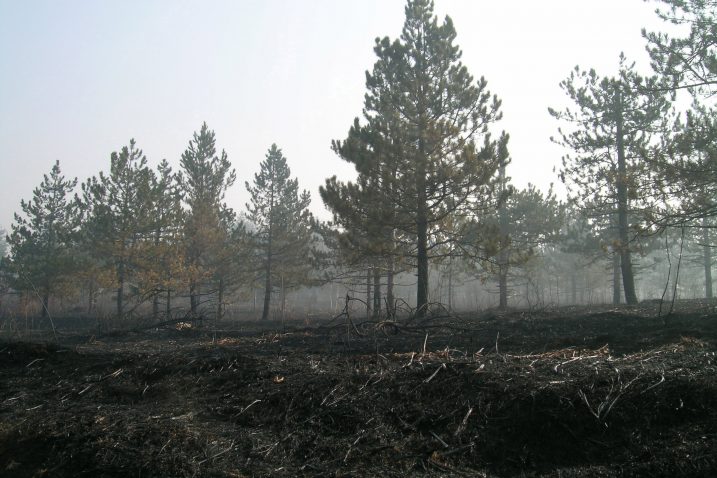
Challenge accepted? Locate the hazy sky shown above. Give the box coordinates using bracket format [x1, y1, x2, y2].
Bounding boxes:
[0, 0, 668, 232]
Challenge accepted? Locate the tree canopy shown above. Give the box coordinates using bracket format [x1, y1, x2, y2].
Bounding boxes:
[324, 0, 507, 315]
[246, 144, 313, 321]
[7, 161, 80, 317]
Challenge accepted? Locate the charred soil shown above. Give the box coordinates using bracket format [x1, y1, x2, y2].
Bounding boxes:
[1, 301, 717, 477]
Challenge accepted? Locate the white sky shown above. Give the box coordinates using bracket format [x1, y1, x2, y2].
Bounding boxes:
[0, 0, 669, 232]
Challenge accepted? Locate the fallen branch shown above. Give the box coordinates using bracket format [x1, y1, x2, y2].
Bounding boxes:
[431, 431, 449, 448]
[26, 358, 44, 368]
[424, 363, 447, 384]
[641, 374, 665, 394]
[197, 441, 234, 465]
[238, 399, 262, 415]
[454, 405, 474, 437]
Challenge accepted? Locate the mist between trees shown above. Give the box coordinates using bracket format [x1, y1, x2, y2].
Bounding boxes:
[1, 0, 716, 326]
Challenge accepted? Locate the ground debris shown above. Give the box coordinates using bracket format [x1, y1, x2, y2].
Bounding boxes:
[1, 302, 716, 476]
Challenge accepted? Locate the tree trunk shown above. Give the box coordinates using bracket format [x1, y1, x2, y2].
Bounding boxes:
[153, 228, 161, 321]
[373, 267, 381, 318]
[612, 252, 621, 305]
[153, 293, 160, 321]
[190, 282, 198, 316]
[262, 264, 272, 321]
[415, 111, 429, 317]
[416, 212, 429, 316]
[41, 291, 49, 319]
[498, 162, 509, 310]
[262, 214, 274, 321]
[615, 88, 638, 305]
[703, 218, 713, 299]
[447, 254, 454, 312]
[217, 277, 224, 320]
[117, 259, 125, 318]
[498, 265, 508, 310]
[281, 274, 286, 321]
[366, 268, 372, 319]
[582, 275, 588, 304]
[386, 262, 395, 317]
[165, 264, 172, 319]
[87, 281, 95, 315]
[556, 276, 560, 306]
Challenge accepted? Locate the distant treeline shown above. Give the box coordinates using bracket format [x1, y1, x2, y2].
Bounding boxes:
[1, 0, 715, 321]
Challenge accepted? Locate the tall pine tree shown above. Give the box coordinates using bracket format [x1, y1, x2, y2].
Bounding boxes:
[246, 144, 313, 321]
[7, 161, 80, 317]
[180, 122, 236, 317]
[145, 159, 185, 320]
[0, 229, 8, 311]
[550, 56, 672, 304]
[653, 102, 717, 298]
[81, 140, 154, 318]
[490, 174, 563, 310]
[326, 0, 506, 315]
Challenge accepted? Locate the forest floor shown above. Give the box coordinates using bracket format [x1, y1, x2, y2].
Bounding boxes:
[1, 300, 717, 477]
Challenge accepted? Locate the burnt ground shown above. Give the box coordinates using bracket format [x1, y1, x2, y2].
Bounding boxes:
[1, 301, 717, 477]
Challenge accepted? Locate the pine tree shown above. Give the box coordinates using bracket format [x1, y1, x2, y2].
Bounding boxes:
[213, 204, 241, 320]
[144, 159, 185, 320]
[7, 161, 79, 317]
[321, 168, 405, 318]
[653, 102, 717, 298]
[323, 108, 417, 317]
[644, 0, 717, 97]
[655, 103, 717, 222]
[491, 180, 563, 310]
[180, 122, 236, 317]
[246, 144, 313, 321]
[558, 202, 622, 304]
[0, 229, 7, 258]
[643, 1, 717, 297]
[0, 229, 9, 311]
[550, 56, 672, 305]
[81, 139, 154, 318]
[327, 0, 506, 316]
[680, 107, 717, 299]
